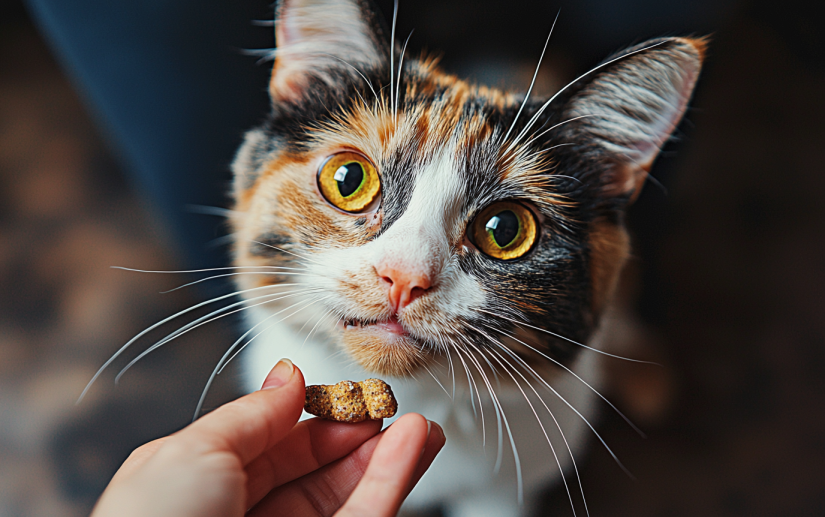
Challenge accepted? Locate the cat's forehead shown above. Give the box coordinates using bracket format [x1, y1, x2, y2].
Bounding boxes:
[300, 69, 565, 217]
[309, 70, 511, 157]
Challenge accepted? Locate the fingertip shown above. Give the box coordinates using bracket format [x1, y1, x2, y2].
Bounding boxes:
[261, 358, 303, 390]
[250, 358, 305, 421]
[391, 412, 429, 434]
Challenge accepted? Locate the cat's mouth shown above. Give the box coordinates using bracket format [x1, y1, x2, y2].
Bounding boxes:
[342, 315, 407, 336]
[338, 314, 424, 376]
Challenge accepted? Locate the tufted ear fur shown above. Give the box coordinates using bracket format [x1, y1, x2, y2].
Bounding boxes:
[270, 0, 388, 102]
[564, 37, 707, 202]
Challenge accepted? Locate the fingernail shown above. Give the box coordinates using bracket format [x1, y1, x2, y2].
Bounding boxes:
[261, 358, 294, 390]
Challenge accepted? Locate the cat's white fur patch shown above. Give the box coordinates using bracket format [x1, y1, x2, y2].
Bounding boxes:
[240, 146, 603, 515]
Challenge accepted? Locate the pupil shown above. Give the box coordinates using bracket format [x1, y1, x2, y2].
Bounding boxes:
[487, 210, 519, 247]
[335, 162, 364, 198]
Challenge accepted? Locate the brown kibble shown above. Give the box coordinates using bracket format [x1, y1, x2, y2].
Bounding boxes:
[304, 379, 398, 422]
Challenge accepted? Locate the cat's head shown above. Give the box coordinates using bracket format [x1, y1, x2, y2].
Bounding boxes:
[230, 0, 705, 377]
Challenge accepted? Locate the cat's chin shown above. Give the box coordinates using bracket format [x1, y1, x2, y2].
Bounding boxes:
[340, 323, 425, 377]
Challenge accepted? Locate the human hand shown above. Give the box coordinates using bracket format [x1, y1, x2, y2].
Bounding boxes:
[91, 359, 445, 517]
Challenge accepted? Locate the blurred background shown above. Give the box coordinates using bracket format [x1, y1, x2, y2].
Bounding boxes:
[1, 0, 823, 515]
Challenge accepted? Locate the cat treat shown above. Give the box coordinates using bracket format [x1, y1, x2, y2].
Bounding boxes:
[304, 379, 398, 423]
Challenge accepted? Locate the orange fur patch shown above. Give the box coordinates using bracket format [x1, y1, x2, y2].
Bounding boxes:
[678, 36, 710, 62]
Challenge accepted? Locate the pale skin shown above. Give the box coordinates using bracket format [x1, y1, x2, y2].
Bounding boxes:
[91, 359, 445, 517]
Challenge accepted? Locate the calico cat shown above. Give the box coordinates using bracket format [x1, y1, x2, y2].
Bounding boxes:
[228, 0, 705, 515]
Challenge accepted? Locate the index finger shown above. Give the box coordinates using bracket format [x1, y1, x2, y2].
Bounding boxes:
[176, 359, 305, 465]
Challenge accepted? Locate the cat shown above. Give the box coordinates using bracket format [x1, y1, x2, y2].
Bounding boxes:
[228, 0, 705, 515]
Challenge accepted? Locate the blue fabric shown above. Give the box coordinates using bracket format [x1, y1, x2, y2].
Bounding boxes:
[25, 0, 272, 269]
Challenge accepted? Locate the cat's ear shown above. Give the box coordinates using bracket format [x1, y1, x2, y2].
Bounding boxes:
[563, 37, 706, 202]
[270, 0, 387, 101]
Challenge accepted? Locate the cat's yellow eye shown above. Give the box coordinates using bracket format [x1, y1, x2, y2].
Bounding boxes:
[471, 201, 538, 260]
[317, 151, 380, 213]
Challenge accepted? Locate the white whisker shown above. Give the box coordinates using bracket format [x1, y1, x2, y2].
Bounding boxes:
[448, 337, 485, 443]
[250, 240, 323, 266]
[481, 323, 636, 479]
[520, 115, 595, 150]
[320, 53, 380, 104]
[482, 343, 578, 517]
[111, 265, 311, 275]
[395, 29, 413, 123]
[541, 143, 578, 157]
[389, 0, 398, 121]
[185, 204, 239, 218]
[217, 295, 331, 376]
[473, 323, 588, 516]
[160, 271, 322, 294]
[506, 41, 668, 153]
[502, 10, 560, 144]
[456, 342, 523, 503]
[495, 324, 645, 437]
[206, 233, 238, 249]
[77, 283, 306, 403]
[478, 308, 660, 365]
[115, 288, 323, 383]
[455, 344, 499, 459]
[423, 364, 450, 398]
[443, 342, 457, 399]
[301, 306, 335, 348]
[194, 295, 329, 420]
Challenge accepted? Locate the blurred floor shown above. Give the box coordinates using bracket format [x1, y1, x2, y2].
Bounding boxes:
[0, 5, 242, 516]
[1, 1, 824, 516]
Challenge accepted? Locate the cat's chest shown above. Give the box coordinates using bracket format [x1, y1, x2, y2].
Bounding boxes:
[240, 304, 603, 513]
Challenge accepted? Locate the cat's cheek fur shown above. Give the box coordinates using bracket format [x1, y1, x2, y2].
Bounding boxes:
[230, 128, 280, 194]
[309, 248, 392, 323]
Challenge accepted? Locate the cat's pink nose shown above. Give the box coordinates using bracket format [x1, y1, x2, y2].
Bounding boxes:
[376, 264, 432, 312]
